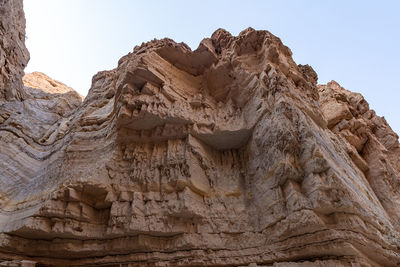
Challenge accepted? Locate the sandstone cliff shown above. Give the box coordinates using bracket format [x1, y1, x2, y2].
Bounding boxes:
[1, 2, 400, 267]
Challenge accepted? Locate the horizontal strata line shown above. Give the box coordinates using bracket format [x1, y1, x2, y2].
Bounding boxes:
[257, 207, 393, 245]
[4, 208, 399, 252]
[273, 238, 390, 266]
[261, 219, 400, 255]
[0, 243, 216, 261]
[3, 228, 399, 258]
[0, 236, 387, 265]
[70, 255, 369, 267]
[5, 229, 184, 243]
[62, 237, 399, 266]
[270, 224, 395, 251]
[0, 248, 383, 267]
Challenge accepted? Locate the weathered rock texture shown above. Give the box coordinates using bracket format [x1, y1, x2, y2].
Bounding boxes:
[1, 3, 400, 267]
[0, 0, 29, 101]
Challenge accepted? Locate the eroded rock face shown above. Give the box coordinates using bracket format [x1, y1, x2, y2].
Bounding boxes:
[1, 4, 400, 267]
[0, 0, 30, 101]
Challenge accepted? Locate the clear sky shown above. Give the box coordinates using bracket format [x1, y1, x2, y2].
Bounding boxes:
[24, 0, 400, 134]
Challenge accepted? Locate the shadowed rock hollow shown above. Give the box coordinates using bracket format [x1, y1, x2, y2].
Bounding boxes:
[1, 1, 400, 266]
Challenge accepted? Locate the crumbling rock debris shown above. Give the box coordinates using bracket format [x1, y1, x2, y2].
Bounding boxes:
[1, 2, 400, 267]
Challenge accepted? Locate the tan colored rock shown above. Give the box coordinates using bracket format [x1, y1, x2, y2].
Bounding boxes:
[1, 3, 400, 267]
[23, 72, 82, 97]
[319, 80, 400, 235]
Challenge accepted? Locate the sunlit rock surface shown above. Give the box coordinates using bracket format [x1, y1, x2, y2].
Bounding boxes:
[1, 2, 400, 267]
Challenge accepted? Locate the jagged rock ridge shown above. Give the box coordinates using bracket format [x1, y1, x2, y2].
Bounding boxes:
[1, 1, 400, 267]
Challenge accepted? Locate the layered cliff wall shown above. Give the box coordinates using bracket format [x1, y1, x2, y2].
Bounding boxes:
[1, 2, 400, 267]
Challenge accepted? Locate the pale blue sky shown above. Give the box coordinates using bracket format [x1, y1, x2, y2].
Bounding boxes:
[24, 0, 400, 134]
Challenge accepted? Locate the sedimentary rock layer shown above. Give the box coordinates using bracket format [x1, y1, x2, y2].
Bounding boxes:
[1, 2, 400, 267]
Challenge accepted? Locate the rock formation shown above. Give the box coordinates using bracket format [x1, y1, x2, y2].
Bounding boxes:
[1, 1, 400, 266]
[0, 0, 29, 101]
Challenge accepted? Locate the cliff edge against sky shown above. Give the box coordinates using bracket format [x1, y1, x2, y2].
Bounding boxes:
[1, 1, 400, 266]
